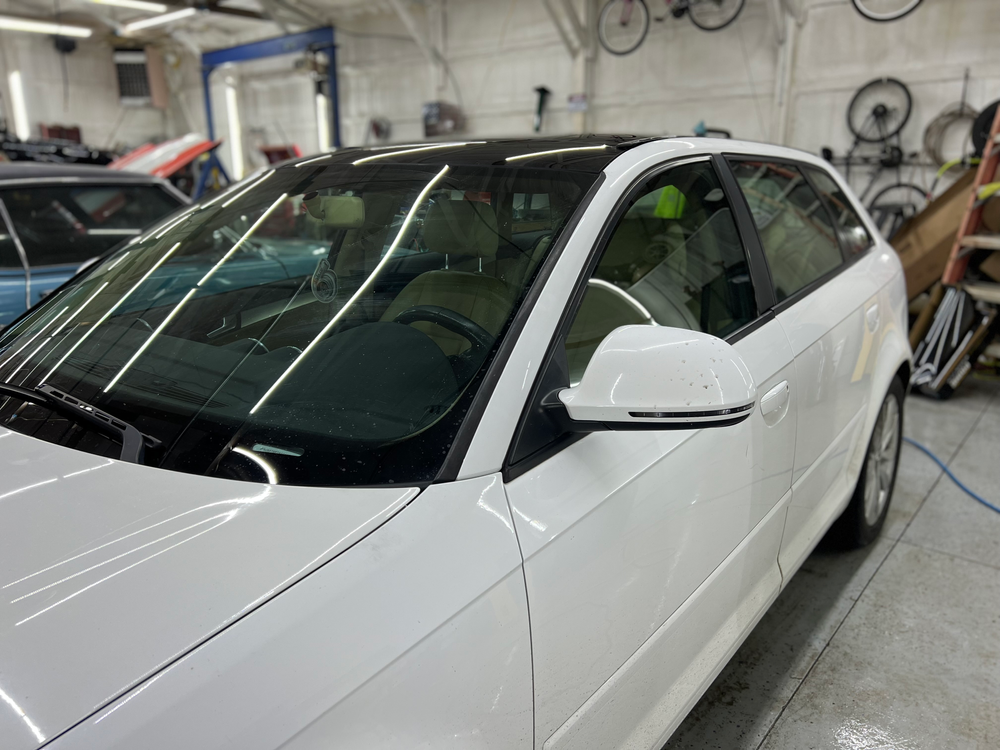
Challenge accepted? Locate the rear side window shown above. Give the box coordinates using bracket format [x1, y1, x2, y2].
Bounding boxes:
[564, 159, 756, 384]
[730, 160, 843, 302]
[803, 167, 874, 257]
[0, 184, 183, 267]
[0, 213, 21, 269]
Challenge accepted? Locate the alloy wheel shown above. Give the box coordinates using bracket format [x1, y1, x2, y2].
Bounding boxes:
[864, 394, 900, 525]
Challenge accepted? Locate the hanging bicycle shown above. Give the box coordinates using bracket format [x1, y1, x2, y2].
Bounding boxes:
[597, 0, 745, 56]
[851, 0, 925, 22]
[838, 77, 928, 239]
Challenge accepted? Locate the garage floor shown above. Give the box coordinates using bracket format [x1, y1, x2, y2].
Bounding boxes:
[665, 377, 1000, 750]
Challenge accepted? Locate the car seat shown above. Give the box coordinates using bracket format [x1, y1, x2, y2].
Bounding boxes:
[380, 199, 514, 356]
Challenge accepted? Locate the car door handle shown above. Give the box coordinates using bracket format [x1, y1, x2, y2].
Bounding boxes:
[866, 304, 880, 332]
[760, 380, 789, 416]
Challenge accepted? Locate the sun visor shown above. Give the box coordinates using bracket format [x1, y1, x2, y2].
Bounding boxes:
[304, 195, 365, 228]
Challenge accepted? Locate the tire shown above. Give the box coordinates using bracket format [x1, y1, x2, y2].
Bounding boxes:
[598, 0, 650, 56]
[867, 182, 927, 240]
[687, 0, 746, 31]
[971, 100, 999, 158]
[831, 377, 904, 548]
[851, 0, 924, 22]
[847, 78, 912, 143]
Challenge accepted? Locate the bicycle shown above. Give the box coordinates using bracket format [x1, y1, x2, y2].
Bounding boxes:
[828, 77, 928, 240]
[852, 0, 925, 22]
[597, 0, 745, 56]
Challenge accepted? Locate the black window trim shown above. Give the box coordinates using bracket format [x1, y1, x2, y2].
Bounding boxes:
[502, 154, 772, 481]
[435, 172, 608, 483]
[798, 162, 876, 262]
[722, 153, 877, 317]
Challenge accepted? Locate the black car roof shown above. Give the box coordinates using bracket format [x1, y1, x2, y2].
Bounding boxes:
[0, 162, 163, 184]
[284, 135, 664, 174]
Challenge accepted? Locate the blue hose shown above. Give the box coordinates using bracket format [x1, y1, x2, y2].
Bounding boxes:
[902, 437, 1000, 515]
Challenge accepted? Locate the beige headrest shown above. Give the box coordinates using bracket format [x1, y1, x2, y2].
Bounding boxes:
[423, 200, 498, 259]
[303, 195, 365, 228]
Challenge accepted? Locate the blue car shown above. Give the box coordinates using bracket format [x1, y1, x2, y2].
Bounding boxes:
[0, 163, 189, 326]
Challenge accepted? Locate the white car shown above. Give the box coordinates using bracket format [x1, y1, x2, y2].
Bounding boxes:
[0, 137, 910, 750]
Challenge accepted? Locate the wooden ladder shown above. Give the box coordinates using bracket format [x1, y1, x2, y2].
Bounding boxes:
[942, 105, 1000, 292]
[909, 106, 1000, 395]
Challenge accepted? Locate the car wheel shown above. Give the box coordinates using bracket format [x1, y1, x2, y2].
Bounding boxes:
[832, 377, 904, 548]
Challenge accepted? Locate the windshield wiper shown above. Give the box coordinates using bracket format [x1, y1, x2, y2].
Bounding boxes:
[0, 383, 160, 464]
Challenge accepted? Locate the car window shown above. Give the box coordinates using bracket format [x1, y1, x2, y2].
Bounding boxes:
[803, 166, 874, 257]
[730, 160, 843, 303]
[564, 159, 756, 384]
[0, 184, 183, 267]
[0, 164, 596, 487]
[0, 213, 21, 269]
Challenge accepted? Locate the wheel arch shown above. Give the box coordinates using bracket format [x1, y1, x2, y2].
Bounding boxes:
[845, 315, 912, 490]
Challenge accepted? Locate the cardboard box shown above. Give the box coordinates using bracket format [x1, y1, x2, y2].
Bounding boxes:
[891, 169, 976, 300]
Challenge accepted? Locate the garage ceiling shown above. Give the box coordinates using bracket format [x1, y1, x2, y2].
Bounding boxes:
[1, 0, 394, 49]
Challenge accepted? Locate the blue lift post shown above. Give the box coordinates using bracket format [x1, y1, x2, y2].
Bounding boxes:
[197, 27, 341, 197]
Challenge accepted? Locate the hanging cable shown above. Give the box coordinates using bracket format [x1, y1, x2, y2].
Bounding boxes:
[902, 437, 1000, 515]
[923, 101, 979, 167]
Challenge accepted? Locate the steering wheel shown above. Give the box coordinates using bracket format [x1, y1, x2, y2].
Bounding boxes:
[393, 305, 495, 360]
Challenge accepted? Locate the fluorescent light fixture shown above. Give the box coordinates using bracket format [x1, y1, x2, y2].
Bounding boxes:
[7, 71, 30, 141]
[0, 15, 92, 37]
[43, 242, 183, 381]
[225, 81, 244, 180]
[0, 307, 67, 371]
[104, 286, 198, 392]
[90, 0, 166, 12]
[8, 282, 109, 379]
[316, 92, 331, 154]
[122, 7, 197, 32]
[352, 141, 486, 166]
[505, 145, 608, 162]
[197, 193, 287, 287]
[250, 165, 451, 414]
[104, 192, 285, 392]
[295, 153, 334, 168]
[232, 447, 277, 484]
[154, 205, 198, 238]
[221, 170, 272, 208]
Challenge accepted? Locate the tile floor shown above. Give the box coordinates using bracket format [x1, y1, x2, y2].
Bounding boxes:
[664, 377, 1000, 750]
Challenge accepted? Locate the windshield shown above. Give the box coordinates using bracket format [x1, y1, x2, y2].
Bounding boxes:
[0, 162, 594, 486]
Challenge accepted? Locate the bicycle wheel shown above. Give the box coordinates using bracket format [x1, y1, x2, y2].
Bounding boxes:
[851, 0, 924, 22]
[868, 182, 926, 240]
[598, 0, 650, 56]
[848, 78, 912, 143]
[971, 100, 999, 158]
[687, 0, 746, 31]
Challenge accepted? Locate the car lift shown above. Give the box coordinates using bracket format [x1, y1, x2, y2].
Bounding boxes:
[197, 27, 342, 198]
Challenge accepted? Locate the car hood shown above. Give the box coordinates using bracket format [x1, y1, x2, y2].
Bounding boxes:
[0, 428, 417, 750]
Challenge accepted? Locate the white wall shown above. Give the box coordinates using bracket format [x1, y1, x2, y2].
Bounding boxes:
[331, 0, 1000, 198]
[3, 0, 999, 201]
[0, 30, 171, 149]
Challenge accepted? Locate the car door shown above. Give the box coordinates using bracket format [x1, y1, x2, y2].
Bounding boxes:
[502, 157, 797, 749]
[0, 205, 28, 326]
[728, 158, 877, 577]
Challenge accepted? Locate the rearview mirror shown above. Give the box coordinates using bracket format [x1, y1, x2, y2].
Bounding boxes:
[558, 325, 756, 429]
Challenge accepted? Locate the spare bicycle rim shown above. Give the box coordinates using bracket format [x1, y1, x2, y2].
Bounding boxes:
[851, 0, 924, 22]
[598, 0, 650, 56]
[687, 0, 746, 31]
[848, 77, 912, 143]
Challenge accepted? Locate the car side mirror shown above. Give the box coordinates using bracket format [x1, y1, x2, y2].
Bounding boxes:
[557, 325, 756, 430]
